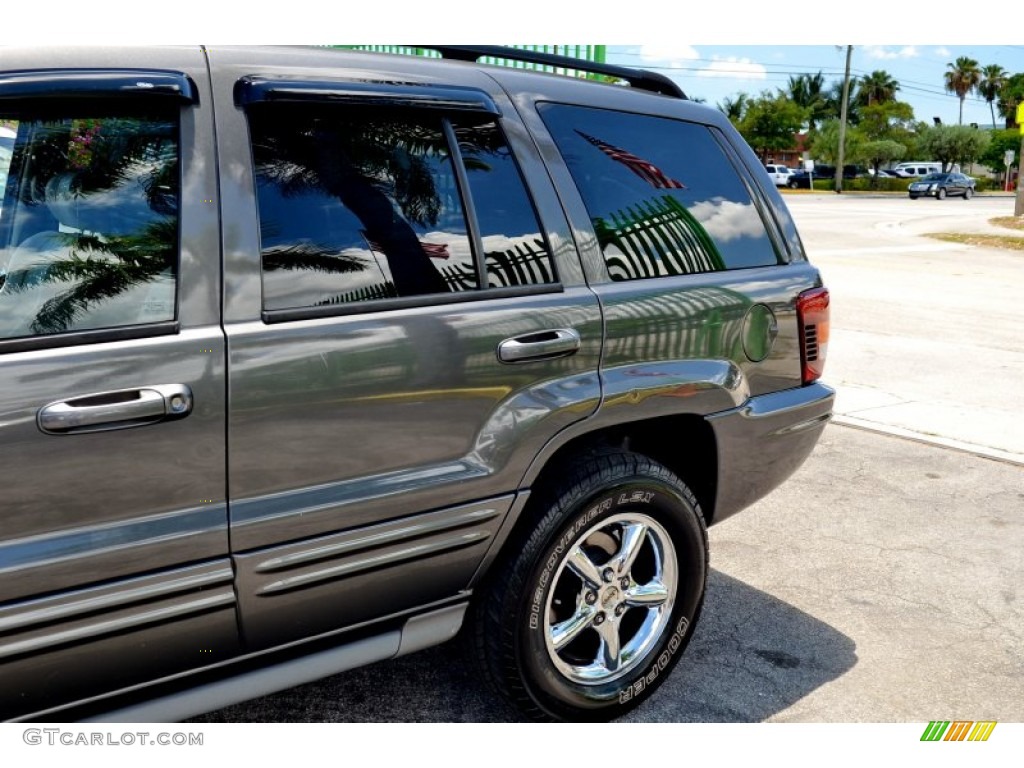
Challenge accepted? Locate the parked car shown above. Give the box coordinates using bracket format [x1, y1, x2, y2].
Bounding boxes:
[764, 163, 794, 187]
[892, 161, 959, 178]
[786, 164, 866, 188]
[908, 172, 977, 199]
[0, 44, 833, 723]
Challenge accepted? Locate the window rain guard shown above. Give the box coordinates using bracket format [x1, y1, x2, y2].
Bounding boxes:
[0, 70, 198, 103]
[234, 77, 498, 114]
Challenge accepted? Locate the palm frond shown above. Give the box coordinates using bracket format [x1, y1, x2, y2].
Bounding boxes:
[261, 243, 368, 274]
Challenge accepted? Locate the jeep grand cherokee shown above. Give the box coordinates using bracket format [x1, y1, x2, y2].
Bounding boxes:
[0, 45, 832, 722]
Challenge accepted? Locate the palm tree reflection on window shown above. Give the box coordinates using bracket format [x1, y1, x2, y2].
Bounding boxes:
[252, 111, 462, 302]
[0, 115, 178, 337]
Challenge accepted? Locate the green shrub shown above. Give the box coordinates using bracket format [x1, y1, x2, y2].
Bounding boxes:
[811, 177, 908, 192]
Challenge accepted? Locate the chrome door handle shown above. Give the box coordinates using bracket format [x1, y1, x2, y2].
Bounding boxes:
[497, 328, 581, 363]
[37, 384, 193, 434]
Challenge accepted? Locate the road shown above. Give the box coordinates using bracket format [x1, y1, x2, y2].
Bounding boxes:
[197, 194, 1024, 723]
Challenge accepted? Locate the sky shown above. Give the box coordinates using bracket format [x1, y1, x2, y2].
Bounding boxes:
[4, 1, 1023, 134]
[603, 45, 1024, 129]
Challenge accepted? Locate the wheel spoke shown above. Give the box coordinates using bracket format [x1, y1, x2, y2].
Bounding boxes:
[566, 546, 603, 588]
[613, 522, 648, 575]
[595, 616, 622, 672]
[626, 579, 670, 607]
[550, 606, 596, 651]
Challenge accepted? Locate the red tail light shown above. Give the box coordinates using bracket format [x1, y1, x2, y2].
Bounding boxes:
[797, 287, 829, 384]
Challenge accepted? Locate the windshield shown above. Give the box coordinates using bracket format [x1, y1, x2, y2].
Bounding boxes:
[921, 173, 947, 182]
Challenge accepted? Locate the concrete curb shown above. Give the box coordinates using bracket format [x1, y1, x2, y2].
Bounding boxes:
[832, 415, 1024, 467]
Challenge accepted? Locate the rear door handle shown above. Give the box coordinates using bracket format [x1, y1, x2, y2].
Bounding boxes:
[37, 384, 193, 434]
[497, 328, 581, 363]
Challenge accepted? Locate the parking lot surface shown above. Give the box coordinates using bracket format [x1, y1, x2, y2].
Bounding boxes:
[199, 194, 1024, 722]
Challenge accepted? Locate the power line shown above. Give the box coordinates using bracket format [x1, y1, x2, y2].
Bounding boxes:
[614, 59, 999, 109]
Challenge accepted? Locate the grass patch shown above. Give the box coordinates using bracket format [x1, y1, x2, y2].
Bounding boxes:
[990, 216, 1024, 232]
[926, 232, 1024, 251]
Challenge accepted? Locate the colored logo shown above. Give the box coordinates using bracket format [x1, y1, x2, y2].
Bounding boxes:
[921, 721, 997, 742]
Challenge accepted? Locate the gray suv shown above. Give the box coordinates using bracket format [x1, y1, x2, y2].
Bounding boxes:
[0, 45, 832, 722]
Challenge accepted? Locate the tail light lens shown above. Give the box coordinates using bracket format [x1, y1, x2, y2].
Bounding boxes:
[797, 287, 830, 384]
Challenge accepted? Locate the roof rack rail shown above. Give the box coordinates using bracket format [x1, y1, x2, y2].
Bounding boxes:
[410, 45, 687, 100]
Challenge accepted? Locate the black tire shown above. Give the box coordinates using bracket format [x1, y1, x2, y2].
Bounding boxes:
[964, 187, 973, 200]
[937, 187, 947, 200]
[468, 452, 708, 721]
[909, 194, 918, 199]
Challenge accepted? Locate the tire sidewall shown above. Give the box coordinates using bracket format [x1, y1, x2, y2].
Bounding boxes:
[515, 473, 707, 720]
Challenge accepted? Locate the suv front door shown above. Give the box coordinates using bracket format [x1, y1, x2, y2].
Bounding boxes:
[0, 50, 235, 720]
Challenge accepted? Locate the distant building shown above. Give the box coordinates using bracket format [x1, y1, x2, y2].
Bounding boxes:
[766, 133, 808, 167]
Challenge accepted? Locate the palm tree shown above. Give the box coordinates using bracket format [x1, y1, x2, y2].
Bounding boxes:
[825, 80, 848, 123]
[786, 72, 830, 130]
[856, 70, 900, 107]
[944, 57, 981, 125]
[717, 93, 749, 123]
[978, 64, 1007, 129]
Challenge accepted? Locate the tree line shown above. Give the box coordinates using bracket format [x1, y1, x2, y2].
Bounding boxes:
[718, 57, 1023, 179]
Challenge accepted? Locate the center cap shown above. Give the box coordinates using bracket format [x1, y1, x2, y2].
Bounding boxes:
[601, 586, 620, 609]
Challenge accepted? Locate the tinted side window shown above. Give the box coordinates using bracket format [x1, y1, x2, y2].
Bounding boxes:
[539, 104, 781, 278]
[249, 106, 555, 311]
[453, 121, 555, 289]
[0, 110, 178, 339]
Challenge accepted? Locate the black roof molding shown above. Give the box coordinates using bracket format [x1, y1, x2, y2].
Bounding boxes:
[413, 45, 687, 100]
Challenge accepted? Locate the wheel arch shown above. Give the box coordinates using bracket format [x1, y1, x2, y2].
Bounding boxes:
[501, 414, 718, 556]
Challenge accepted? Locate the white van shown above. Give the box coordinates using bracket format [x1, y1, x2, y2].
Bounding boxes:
[764, 164, 794, 187]
[892, 161, 960, 178]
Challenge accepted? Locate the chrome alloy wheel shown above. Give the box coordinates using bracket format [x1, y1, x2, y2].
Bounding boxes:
[543, 512, 678, 685]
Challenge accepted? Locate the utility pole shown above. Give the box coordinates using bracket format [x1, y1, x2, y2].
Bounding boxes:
[836, 45, 853, 194]
[1016, 104, 1024, 216]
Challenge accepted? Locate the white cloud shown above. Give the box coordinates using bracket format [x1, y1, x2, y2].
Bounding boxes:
[697, 56, 767, 81]
[863, 45, 920, 60]
[688, 199, 765, 243]
[637, 45, 700, 66]
[934, 47, 952, 58]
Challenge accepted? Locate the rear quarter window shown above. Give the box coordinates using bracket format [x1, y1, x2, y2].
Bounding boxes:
[538, 104, 781, 279]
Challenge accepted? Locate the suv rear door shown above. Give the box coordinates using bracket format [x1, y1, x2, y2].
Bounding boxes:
[0, 48, 235, 720]
[209, 49, 602, 649]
